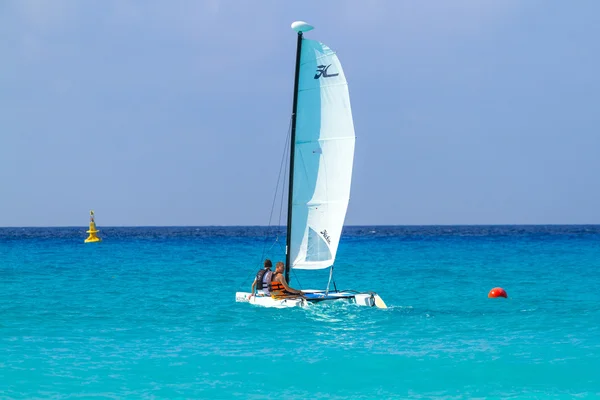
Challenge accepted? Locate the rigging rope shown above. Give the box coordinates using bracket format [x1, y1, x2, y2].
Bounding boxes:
[291, 267, 303, 290]
[238, 116, 293, 290]
[259, 116, 292, 262]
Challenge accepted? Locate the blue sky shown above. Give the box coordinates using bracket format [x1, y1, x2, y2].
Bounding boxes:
[1, 0, 599, 226]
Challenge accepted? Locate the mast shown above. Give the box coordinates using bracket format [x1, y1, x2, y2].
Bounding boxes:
[285, 29, 304, 284]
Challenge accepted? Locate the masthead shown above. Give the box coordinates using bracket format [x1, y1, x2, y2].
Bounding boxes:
[291, 21, 314, 33]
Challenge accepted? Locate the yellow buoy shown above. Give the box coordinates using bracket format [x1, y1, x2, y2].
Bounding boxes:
[84, 210, 102, 243]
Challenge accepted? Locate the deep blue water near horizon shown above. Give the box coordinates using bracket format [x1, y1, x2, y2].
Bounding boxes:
[1, 225, 599, 399]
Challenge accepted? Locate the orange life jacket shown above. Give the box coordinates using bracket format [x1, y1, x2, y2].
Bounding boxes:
[269, 280, 286, 296]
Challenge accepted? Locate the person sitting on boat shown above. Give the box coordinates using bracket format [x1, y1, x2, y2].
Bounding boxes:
[250, 259, 273, 298]
[269, 261, 304, 299]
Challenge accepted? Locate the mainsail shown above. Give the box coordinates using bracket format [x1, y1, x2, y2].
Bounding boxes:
[288, 38, 356, 270]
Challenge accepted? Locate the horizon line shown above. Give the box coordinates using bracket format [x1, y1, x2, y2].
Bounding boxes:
[2, 223, 600, 229]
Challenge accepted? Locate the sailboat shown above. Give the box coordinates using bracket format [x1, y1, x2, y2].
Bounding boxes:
[235, 21, 386, 309]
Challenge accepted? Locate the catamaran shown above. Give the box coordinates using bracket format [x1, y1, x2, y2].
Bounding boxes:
[235, 21, 386, 309]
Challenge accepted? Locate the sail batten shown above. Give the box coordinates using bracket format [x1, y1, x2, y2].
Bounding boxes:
[299, 83, 349, 92]
[302, 200, 347, 205]
[296, 137, 354, 144]
[289, 37, 355, 271]
[300, 51, 339, 63]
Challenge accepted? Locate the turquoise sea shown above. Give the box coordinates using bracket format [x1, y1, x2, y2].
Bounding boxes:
[1, 226, 599, 399]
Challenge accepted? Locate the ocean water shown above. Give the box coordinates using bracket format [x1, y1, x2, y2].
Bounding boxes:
[1, 225, 599, 399]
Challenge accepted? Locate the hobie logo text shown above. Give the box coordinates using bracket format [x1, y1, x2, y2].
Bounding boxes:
[314, 65, 339, 79]
[320, 229, 331, 245]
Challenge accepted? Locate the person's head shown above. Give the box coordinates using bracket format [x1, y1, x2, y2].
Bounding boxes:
[275, 261, 284, 273]
[264, 259, 273, 269]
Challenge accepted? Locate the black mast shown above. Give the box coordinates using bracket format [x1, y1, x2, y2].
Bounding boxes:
[285, 31, 303, 284]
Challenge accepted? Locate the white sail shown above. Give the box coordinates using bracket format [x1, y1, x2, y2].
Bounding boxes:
[289, 38, 356, 270]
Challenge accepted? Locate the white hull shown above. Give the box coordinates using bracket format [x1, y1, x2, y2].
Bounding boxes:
[235, 290, 387, 309]
[236, 292, 306, 308]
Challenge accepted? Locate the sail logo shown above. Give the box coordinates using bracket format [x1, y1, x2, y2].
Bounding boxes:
[314, 65, 339, 79]
[320, 229, 332, 245]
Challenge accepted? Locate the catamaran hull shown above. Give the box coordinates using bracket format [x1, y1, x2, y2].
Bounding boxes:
[236, 292, 305, 308]
[235, 291, 386, 308]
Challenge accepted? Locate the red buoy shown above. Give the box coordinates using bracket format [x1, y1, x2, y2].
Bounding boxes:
[488, 287, 507, 298]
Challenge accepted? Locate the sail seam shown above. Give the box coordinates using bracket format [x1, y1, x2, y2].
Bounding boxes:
[292, 200, 349, 206]
[305, 200, 347, 205]
[299, 83, 348, 92]
[300, 52, 338, 65]
[296, 137, 355, 144]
